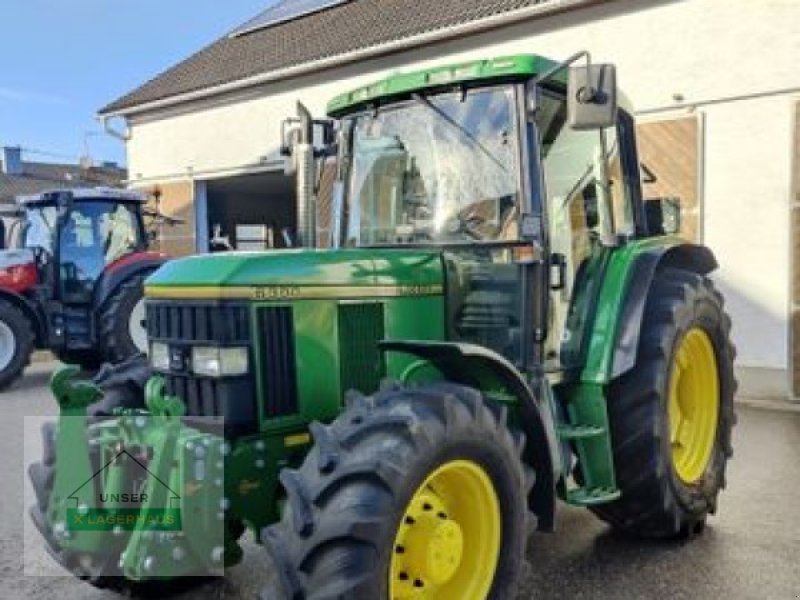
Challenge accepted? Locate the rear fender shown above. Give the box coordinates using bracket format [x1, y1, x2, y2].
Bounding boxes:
[94, 252, 167, 309]
[588, 240, 718, 383]
[380, 340, 559, 532]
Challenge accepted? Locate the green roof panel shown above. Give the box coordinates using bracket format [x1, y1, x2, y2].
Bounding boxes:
[327, 53, 560, 116]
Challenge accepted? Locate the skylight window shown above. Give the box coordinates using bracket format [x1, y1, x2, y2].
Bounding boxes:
[230, 0, 348, 37]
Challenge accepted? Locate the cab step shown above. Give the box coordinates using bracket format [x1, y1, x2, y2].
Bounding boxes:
[556, 424, 606, 440]
[565, 486, 621, 506]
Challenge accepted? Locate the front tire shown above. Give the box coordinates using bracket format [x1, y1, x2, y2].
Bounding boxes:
[264, 382, 533, 600]
[590, 268, 736, 537]
[0, 299, 35, 390]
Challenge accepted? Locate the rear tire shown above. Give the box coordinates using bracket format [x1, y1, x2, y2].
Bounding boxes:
[0, 298, 34, 390]
[590, 268, 736, 538]
[98, 274, 149, 364]
[264, 382, 533, 600]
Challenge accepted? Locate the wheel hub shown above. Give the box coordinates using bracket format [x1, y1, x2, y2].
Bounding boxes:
[390, 460, 500, 599]
[400, 493, 464, 586]
[0, 320, 17, 370]
[128, 297, 148, 354]
[668, 327, 720, 483]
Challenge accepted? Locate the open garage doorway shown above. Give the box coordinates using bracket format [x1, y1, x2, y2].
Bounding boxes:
[203, 170, 296, 252]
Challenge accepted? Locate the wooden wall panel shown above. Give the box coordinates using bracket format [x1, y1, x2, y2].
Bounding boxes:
[134, 181, 196, 257]
[636, 116, 700, 242]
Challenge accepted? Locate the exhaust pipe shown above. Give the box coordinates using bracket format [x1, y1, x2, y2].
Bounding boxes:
[293, 102, 316, 248]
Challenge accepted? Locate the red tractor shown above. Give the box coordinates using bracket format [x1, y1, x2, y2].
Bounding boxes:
[0, 188, 169, 389]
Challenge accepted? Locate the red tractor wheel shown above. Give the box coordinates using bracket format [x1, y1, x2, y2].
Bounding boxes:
[0, 298, 34, 390]
[98, 273, 150, 363]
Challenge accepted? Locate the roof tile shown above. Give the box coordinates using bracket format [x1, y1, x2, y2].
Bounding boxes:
[101, 0, 561, 114]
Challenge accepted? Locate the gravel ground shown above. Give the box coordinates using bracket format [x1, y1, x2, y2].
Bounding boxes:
[3, 362, 799, 599]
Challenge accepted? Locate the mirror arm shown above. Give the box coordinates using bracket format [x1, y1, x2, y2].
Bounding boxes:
[535, 50, 593, 88]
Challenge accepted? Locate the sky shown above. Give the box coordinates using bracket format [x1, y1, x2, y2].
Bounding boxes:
[0, 0, 272, 167]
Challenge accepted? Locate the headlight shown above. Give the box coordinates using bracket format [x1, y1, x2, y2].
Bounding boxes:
[151, 342, 170, 371]
[191, 346, 249, 377]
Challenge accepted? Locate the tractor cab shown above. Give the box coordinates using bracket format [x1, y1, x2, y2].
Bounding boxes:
[12, 189, 149, 305]
[315, 55, 651, 372]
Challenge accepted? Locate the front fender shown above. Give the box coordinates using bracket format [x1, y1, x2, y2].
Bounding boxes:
[380, 340, 558, 532]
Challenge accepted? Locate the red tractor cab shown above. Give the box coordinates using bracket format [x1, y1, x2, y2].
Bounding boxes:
[0, 188, 168, 389]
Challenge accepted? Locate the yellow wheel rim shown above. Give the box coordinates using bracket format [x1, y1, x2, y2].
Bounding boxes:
[389, 460, 501, 599]
[668, 327, 720, 483]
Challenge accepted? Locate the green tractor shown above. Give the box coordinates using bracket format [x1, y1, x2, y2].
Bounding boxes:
[29, 53, 736, 599]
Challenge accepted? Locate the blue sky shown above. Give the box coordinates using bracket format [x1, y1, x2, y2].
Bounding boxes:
[0, 0, 271, 167]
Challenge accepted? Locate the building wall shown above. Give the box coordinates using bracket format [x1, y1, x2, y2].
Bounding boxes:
[791, 101, 800, 396]
[124, 0, 800, 395]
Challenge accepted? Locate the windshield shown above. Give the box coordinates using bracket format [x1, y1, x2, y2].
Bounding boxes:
[342, 87, 520, 246]
[20, 205, 58, 253]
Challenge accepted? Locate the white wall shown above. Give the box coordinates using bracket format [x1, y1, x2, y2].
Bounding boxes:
[126, 0, 800, 381]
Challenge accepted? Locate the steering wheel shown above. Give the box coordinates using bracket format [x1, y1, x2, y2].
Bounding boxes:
[445, 210, 486, 240]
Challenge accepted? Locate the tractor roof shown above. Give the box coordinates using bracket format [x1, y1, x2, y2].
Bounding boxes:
[326, 54, 562, 117]
[16, 187, 145, 206]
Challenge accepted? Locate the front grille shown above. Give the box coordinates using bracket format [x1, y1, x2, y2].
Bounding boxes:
[146, 300, 257, 433]
[338, 303, 385, 394]
[147, 301, 250, 344]
[256, 306, 298, 418]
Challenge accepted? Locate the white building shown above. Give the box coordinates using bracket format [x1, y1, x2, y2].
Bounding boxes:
[99, 0, 800, 401]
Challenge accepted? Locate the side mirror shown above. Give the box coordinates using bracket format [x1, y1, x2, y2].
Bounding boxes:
[568, 64, 618, 130]
[645, 197, 682, 236]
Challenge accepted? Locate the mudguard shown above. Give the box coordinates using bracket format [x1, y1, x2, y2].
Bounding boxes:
[380, 340, 559, 532]
[610, 242, 717, 380]
[94, 252, 167, 309]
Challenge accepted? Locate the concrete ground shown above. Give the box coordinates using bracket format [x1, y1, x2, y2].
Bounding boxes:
[3, 362, 799, 599]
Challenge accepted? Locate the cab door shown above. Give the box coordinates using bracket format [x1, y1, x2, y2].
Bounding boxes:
[536, 90, 635, 371]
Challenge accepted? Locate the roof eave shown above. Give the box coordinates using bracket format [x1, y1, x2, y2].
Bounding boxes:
[98, 0, 602, 119]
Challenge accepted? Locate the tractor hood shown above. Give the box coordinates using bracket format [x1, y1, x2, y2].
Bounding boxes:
[144, 248, 444, 300]
[0, 248, 39, 294]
